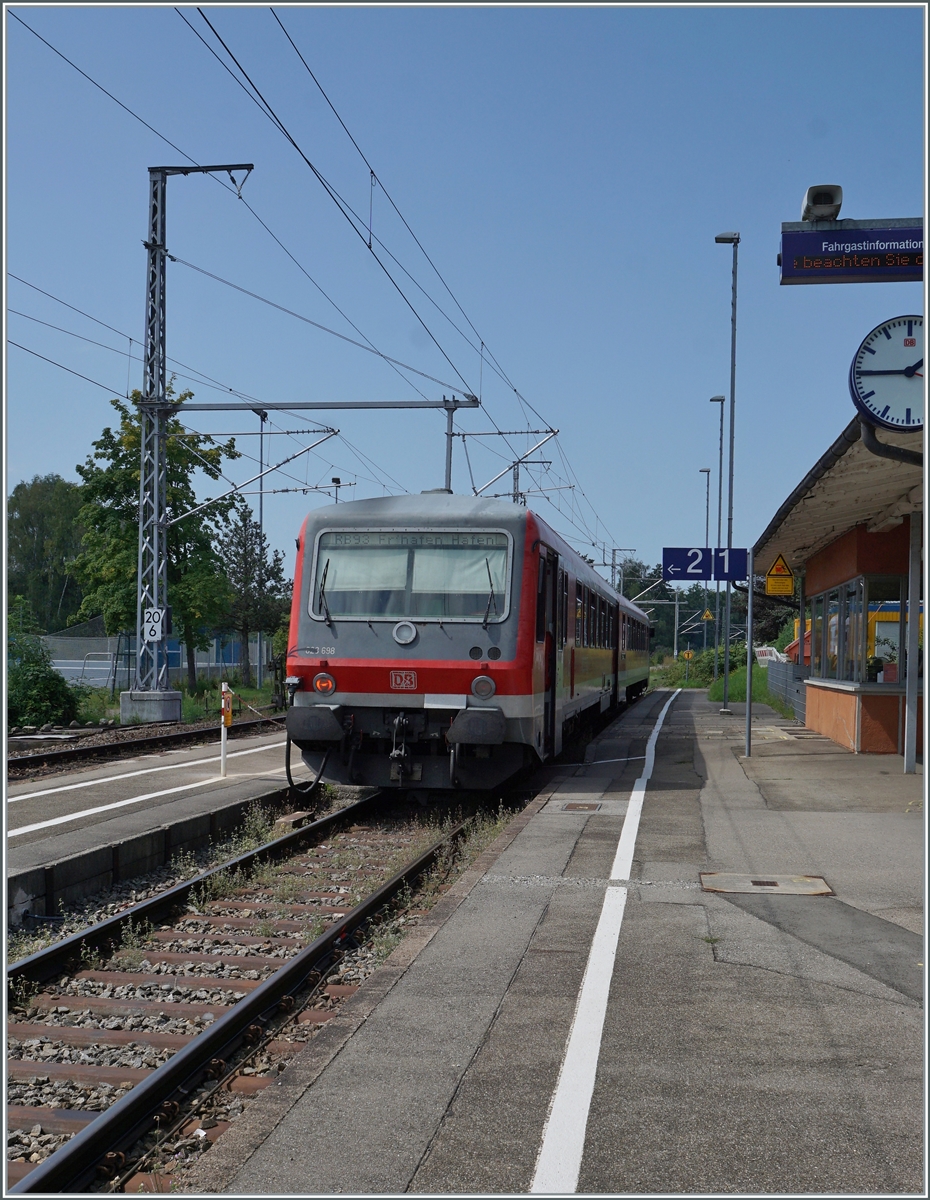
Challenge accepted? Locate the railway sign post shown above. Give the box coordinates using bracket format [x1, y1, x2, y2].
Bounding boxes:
[662, 547, 713, 580]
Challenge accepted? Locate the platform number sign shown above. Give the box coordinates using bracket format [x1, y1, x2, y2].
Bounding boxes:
[714, 548, 748, 582]
[663, 547, 748, 582]
[143, 608, 166, 642]
[662, 547, 713, 580]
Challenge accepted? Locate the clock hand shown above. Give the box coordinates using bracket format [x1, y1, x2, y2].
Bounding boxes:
[857, 359, 923, 377]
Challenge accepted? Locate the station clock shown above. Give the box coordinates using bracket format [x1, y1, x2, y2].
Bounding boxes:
[848, 315, 923, 432]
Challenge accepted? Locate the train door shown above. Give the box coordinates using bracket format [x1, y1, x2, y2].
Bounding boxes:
[611, 604, 619, 701]
[555, 568, 567, 754]
[535, 547, 559, 758]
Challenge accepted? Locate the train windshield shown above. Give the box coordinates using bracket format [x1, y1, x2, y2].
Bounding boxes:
[311, 530, 510, 621]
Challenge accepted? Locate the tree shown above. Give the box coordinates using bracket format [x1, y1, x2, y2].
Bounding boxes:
[73, 389, 239, 690]
[217, 504, 290, 688]
[7, 474, 85, 632]
[7, 596, 80, 727]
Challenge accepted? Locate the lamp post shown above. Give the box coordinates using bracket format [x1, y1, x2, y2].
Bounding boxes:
[709, 395, 725, 679]
[700, 468, 711, 653]
[715, 232, 740, 713]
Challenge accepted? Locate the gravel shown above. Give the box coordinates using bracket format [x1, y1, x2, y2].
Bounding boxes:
[8, 1038, 173, 1070]
[47, 979, 248, 1006]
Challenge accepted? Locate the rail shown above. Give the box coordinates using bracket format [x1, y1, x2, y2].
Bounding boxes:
[7, 713, 286, 770]
[8, 792, 474, 1193]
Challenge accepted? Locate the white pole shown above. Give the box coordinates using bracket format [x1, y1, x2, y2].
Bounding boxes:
[220, 680, 228, 778]
[673, 590, 679, 659]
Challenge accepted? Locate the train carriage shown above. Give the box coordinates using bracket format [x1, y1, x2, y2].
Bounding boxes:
[285, 494, 651, 791]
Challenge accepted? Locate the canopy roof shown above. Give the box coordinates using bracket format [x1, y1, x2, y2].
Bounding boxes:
[753, 418, 923, 575]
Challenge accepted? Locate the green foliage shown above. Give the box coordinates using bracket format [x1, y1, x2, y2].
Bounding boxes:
[773, 616, 797, 653]
[72, 391, 239, 684]
[707, 663, 794, 718]
[217, 504, 290, 687]
[655, 643, 747, 689]
[7, 473, 85, 632]
[75, 686, 116, 725]
[7, 597, 81, 726]
[272, 611, 291, 658]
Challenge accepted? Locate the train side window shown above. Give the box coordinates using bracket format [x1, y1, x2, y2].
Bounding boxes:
[536, 555, 547, 643]
[575, 582, 583, 645]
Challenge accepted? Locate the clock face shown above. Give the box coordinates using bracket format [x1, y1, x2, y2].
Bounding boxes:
[849, 315, 924, 432]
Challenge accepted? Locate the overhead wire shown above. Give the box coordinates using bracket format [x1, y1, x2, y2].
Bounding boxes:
[193, 6, 475, 395]
[171, 9, 431, 402]
[13, 10, 621, 551]
[10, 13, 445, 407]
[168, 254, 463, 392]
[262, 8, 622, 549]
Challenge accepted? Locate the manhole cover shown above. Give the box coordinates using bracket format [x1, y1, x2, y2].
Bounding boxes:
[562, 802, 601, 812]
[700, 872, 832, 896]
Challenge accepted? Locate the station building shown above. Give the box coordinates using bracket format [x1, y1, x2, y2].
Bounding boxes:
[754, 416, 922, 757]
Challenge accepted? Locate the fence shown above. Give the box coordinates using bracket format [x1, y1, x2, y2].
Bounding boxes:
[43, 632, 263, 692]
[766, 660, 808, 724]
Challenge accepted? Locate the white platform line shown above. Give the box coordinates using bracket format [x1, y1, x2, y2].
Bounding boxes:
[6, 761, 299, 839]
[530, 689, 680, 1194]
[8, 741, 287, 803]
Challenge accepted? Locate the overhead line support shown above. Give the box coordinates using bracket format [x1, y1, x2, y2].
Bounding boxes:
[131, 163, 253, 717]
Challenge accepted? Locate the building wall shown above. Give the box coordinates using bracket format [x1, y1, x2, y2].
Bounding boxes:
[805, 685, 923, 754]
[806, 685, 857, 751]
[805, 516, 912, 595]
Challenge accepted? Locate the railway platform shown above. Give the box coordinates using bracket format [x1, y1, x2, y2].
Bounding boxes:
[6, 727, 311, 921]
[180, 688, 924, 1195]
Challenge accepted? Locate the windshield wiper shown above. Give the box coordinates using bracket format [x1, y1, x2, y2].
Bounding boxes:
[482, 558, 499, 630]
[318, 558, 334, 628]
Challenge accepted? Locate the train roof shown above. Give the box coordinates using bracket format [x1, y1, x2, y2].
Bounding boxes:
[301, 494, 650, 623]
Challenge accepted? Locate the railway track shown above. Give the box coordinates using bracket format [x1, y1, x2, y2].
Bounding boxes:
[7, 788, 491, 1193]
[7, 715, 286, 774]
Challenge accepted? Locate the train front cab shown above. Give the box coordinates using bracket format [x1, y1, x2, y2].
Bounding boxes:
[285, 499, 649, 792]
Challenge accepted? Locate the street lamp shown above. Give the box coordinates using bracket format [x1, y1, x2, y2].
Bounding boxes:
[715, 232, 740, 713]
[709, 395, 725, 678]
[699, 468, 711, 652]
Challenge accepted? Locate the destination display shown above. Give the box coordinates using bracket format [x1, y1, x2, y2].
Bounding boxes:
[780, 226, 923, 285]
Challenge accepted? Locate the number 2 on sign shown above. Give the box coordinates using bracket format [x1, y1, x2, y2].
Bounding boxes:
[687, 548, 705, 574]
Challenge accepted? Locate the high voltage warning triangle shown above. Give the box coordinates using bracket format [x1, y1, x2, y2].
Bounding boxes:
[701, 609, 714, 620]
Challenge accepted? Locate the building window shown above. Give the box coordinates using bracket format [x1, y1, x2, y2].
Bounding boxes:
[807, 574, 914, 685]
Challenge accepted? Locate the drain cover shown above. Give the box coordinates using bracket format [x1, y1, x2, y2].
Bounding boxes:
[562, 802, 601, 812]
[700, 872, 832, 896]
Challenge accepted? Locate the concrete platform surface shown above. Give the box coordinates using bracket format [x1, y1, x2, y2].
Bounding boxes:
[178, 690, 924, 1195]
[6, 730, 315, 872]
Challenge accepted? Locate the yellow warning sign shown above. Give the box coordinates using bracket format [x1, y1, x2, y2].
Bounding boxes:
[766, 554, 794, 596]
[681, 649, 694, 660]
[701, 609, 714, 621]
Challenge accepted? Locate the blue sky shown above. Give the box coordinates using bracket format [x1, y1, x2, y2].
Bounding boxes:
[5, 4, 926, 583]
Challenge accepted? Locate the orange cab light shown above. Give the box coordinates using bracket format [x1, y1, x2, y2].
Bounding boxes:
[312, 672, 337, 696]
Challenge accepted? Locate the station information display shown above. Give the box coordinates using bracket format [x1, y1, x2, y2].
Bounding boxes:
[780, 221, 922, 285]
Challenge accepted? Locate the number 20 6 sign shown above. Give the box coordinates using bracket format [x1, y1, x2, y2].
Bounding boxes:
[662, 547, 748, 582]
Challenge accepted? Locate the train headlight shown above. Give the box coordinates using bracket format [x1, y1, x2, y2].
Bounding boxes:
[471, 675, 496, 700]
[312, 672, 337, 696]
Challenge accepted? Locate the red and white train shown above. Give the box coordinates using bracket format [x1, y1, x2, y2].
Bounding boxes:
[285, 494, 651, 792]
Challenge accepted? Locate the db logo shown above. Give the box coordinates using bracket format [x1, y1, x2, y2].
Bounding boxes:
[904, 337, 916, 347]
[390, 670, 417, 690]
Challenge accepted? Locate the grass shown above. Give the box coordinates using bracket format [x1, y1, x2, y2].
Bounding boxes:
[707, 664, 796, 719]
